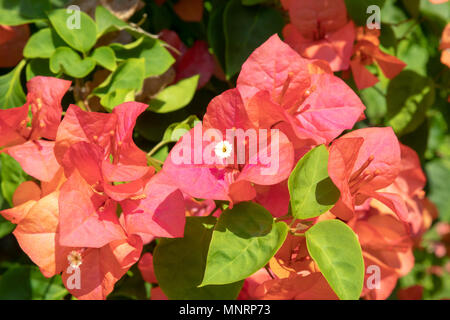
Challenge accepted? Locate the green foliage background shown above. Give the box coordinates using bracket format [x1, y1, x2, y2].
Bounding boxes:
[0, 0, 449, 300]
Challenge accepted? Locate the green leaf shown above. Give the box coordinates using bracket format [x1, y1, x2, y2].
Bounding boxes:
[95, 5, 128, 37]
[153, 115, 200, 162]
[426, 159, 450, 222]
[0, 265, 67, 300]
[23, 28, 66, 59]
[242, 0, 268, 5]
[200, 202, 288, 286]
[48, 9, 97, 53]
[0, 60, 26, 108]
[149, 75, 199, 113]
[0, 216, 14, 239]
[0, 153, 27, 206]
[26, 59, 55, 81]
[93, 58, 146, 111]
[386, 70, 435, 136]
[305, 220, 364, 300]
[113, 37, 175, 78]
[288, 145, 340, 220]
[0, 0, 49, 26]
[207, 1, 227, 70]
[153, 217, 244, 300]
[344, 0, 386, 26]
[91, 46, 117, 71]
[50, 47, 96, 78]
[359, 80, 388, 125]
[224, 0, 284, 78]
[420, 0, 449, 31]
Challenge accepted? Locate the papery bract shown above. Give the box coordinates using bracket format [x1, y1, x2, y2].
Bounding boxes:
[350, 27, 406, 90]
[328, 127, 406, 221]
[282, 0, 355, 71]
[237, 35, 365, 147]
[164, 88, 294, 204]
[0, 24, 29, 68]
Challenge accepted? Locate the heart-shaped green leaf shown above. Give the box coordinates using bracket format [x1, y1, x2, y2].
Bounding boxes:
[50, 47, 96, 78]
[288, 145, 340, 219]
[48, 9, 97, 53]
[200, 202, 289, 286]
[153, 217, 243, 300]
[149, 75, 199, 113]
[91, 46, 117, 71]
[305, 219, 364, 300]
[23, 28, 66, 59]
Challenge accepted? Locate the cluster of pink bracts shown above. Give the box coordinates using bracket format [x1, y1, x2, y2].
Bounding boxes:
[0, 35, 436, 300]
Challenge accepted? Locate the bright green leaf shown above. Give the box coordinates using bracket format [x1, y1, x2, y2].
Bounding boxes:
[200, 202, 289, 286]
[0, 153, 28, 206]
[148, 75, 199, 113]
[48, 9, 97, 53]
[288, 145, 340, 220]
[23, 28, 66, 59]
[113, 37, 175, 78]
[153, 217, 244, 300]
[93, 58, 146, 111]
[91, 46, 117, 71]
[95, 5, 128, 37]
[305, 220, 364, 300]
[0, 60, 26, 108]
[50, 47, 96, 78]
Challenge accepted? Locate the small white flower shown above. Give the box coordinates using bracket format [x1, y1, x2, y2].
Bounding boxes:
[215, 140, 233, 159]
[67, 251, 83, 268]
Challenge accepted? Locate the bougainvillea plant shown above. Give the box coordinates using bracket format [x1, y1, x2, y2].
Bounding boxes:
[0, 0, 449, 300]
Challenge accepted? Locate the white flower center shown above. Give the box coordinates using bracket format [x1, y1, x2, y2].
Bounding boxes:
[215, 141, 233, 159]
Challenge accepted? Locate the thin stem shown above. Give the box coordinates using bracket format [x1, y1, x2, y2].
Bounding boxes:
[42, 276, 55, 300]
[147, 140, 172, 158]
[274, 214, 292, 222]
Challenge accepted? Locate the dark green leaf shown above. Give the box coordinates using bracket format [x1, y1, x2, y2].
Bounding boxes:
[344, 0, 385, 26]
[386, 70, 435, 136]
[223, 0, 284, 78]
[154, 217, 244, 300]
[426, 159, 450, 222]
